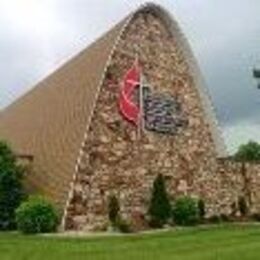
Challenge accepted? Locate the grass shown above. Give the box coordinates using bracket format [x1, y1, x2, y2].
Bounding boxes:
[0, 224, 260, 260]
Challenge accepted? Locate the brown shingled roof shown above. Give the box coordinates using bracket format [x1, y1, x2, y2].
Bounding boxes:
[0, 14, 128, 209]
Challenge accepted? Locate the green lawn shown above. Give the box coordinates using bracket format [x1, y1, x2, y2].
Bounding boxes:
[1, 225, 260, 260]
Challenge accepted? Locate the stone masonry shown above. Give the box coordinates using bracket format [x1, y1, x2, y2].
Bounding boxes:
[64, 10, 260, 231]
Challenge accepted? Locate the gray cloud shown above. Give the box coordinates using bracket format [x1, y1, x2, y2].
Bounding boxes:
[0, 0, 260, 152]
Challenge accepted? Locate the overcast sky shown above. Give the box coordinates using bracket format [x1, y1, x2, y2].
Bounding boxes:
[0, 0, 260, 153]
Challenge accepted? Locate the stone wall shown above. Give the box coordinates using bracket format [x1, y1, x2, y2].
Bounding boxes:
[217, 159, 260, 215]
[64, 10, 260, 231]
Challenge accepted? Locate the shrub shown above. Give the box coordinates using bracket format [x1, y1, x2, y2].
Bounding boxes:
[220, 214, 232, 222]
[148, 174, 171, 228]
[250, 213, 260, 222]
[107, 195, 133, 233]
[116, 218, 132, 233]
[207, 215, 222, 224]
[108, 195, 120, 227]
[16, 196, 58, 234]
[0, 141, 25, 230]
[230, 202, 237, 217]
[172, 197, 199, 226]
[198, 199, 206, 220]
[238, 197, 248, 216]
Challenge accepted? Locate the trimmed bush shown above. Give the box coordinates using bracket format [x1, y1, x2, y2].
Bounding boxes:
[0, 141, 25, 230]
[220, 214, 232, 222]
[172, 197, 199, 226]
[207, 215, 222, 224]
[148, 174, 171, 228]
[116, 218, 132, 233]
[238, 196, 248, 216]
[107, 195, 132, 233]
[207, 214, 231, 223]
[230, 202, 237, 217]
[16, 196, 58, 234]
[198, 199, 205, 220]
[108, 195, 120, 227]
[250, 213, 260, 222]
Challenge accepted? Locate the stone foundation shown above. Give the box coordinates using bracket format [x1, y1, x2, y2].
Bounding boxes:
[64, 9, 260, 231]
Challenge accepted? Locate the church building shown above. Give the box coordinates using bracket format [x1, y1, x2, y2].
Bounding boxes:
[0, 3, 259, 231]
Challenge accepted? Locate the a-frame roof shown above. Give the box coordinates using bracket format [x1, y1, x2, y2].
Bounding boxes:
[0, 3, 226, 210]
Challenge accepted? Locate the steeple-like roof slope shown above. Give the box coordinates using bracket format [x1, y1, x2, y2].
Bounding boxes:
[0, 3, 226, 210]
[0, 15, 128, 208]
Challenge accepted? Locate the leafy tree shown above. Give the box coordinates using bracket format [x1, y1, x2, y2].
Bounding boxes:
[0, 141, 25, 230]
[234, 141, 260, 207]
[234, 141, 260, 162]
[148, 174, 171, 228]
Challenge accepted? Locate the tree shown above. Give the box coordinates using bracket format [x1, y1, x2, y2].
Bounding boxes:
[0, 141, 25, 230]
[238, 196, 248, 217]
[108, 194, 120, 227]
[148, 174, 171, 228]
[198, 199, 206, 220]
[234, 141, 260, 162]
[234, 141, 260, 207]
